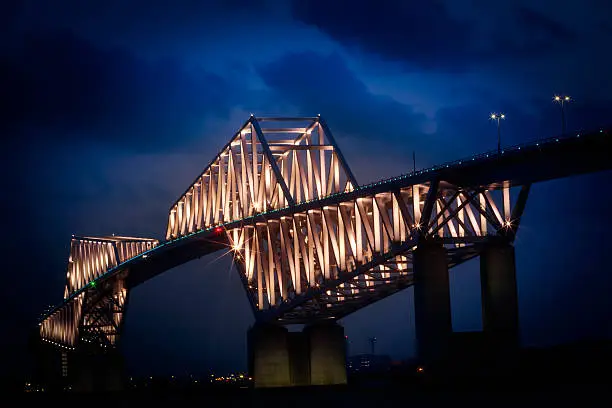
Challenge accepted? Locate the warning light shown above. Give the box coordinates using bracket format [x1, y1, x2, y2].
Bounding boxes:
[214, 226, 223, 234]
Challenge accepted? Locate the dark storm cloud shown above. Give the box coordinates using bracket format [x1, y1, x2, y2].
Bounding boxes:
[498, 6, 575, 57]
[257, 51, 428, 141]
[516, 6, 573, 43]
[256, 50, 439, 181]
[9, 0, 274, 54]
[12, 0, 267, 30]
[291, 0, 473, 72]
[1, 29, 243, 152]
[291, 0, 578, 71]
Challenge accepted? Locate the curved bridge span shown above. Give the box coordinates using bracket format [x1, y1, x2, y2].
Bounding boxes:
[39, 116, 612, 352]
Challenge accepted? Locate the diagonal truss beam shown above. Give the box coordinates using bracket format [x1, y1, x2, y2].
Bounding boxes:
[250, 117, 296, 206]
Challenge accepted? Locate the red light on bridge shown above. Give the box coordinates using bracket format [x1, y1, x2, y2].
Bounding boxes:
[214, 226, 223, 234]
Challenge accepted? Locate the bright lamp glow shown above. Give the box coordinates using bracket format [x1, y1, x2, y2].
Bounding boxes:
[553, 94, 571, 103]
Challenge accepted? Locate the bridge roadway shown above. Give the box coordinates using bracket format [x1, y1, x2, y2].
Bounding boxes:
[44, 127, 611, 325]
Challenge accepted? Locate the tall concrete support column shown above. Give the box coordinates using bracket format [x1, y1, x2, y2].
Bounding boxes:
[248, 324, 292, 388]
[480, 242, 519, 351]
[413, 242, 452, 366]
[305, 322, 347, 385]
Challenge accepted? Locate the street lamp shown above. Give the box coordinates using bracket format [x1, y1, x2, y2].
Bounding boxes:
[553, 95, 571, 134]
[490, 112, 505, 154]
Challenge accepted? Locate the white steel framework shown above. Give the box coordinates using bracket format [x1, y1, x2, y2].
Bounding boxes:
[40, 236, 157, 347]
[164, 117, 529, 321]
[166, 116, 357, 239]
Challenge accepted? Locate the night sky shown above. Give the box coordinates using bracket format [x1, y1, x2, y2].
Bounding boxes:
[2, 0, 611, 379]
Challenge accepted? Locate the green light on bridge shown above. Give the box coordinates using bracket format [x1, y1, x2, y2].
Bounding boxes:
[90, 281, 96, 288]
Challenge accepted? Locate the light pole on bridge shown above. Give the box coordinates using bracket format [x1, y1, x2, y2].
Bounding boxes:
[490, 112, 505, 154]
[553, 95, 571, 135]
[368, 336, 377, 355]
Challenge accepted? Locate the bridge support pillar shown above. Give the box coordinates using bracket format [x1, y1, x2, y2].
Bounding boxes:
[248, 322, 347, 387]
[480, 242, 520, 355]
[248, 324, 292, 388]
[305, 322, 347, 386]
[413, 242, 452, 367]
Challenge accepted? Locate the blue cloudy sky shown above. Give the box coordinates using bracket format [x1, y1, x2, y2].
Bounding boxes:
[1, 0, 611, 377]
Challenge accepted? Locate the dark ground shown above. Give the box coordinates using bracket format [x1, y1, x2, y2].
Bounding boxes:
[10, 381, 611, 407]
[7, 338, 611, 407]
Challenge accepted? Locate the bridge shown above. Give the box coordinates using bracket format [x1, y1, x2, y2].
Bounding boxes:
[35, 115, 612, 390]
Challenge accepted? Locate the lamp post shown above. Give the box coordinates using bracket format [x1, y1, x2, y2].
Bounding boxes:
[490, 113, 505, 154]
[368, 337, 377, 355]
[553, 95, 571, 134]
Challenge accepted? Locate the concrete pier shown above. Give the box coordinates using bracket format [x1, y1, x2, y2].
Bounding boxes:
[305, 323, 347, 385]
[248, 324, 292, 388]
[480, 242, 520, 351]
[248, 322, 347, 387]
[413, 242, 452, 366]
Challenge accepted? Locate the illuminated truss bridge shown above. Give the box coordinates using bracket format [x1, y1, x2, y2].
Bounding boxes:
[38, 115, 612, 350]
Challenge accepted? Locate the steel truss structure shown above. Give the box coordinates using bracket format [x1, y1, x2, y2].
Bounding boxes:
[38, 116, 611, 350]
[164, 116, 528, 322]
[40, 236, 157, 349]
[166, 116, 357, 239]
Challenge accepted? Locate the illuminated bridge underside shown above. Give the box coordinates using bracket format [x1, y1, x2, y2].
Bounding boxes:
[230, 180, 519, 321]
[39, 117, 612, 348]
